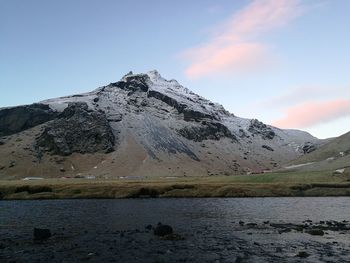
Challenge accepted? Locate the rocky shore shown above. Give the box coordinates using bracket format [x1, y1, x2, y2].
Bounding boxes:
[1, 214, 349, 262]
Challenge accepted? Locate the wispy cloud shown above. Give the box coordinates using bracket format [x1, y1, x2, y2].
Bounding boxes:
[261, 85, 350, 108]
[182, 0, 303, 79]
[272, 99, 350, 129]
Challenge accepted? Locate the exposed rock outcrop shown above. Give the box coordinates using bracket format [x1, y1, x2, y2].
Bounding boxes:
[178, 121, 236, 142]
[111, 73, 150, 93]
[302, 142, 317, 154]
[36, 102, 115, 156]
[248, 119, 275, 140]
[0, 104, 57, 136]
[148, 90, 186, 113]
[262, 145, 274, 151]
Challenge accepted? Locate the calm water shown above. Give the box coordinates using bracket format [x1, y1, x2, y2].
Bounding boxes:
[1, 197, 349, 262]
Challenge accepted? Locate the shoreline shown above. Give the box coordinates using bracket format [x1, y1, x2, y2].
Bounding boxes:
[1, 177, 350, 200]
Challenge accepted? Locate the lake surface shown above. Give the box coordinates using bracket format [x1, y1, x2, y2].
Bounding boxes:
[1, 197, 350, 262]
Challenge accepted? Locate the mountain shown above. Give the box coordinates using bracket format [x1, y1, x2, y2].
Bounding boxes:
[0, 70, 320, 179]
[283, 131, 350, 174]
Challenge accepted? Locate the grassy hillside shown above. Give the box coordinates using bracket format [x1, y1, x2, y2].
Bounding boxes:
[293, 132, 350, 164]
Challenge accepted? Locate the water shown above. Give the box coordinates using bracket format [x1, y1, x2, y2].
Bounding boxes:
[1, 197, 349, 262]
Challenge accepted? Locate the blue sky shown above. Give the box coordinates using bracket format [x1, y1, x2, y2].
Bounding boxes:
[1, 0, 349, 138]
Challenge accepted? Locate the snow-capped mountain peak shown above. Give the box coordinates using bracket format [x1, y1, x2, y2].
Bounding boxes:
[0, 70, 320, 179]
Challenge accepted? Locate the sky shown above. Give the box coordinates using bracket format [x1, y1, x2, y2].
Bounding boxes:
[1, 0, 350, 139]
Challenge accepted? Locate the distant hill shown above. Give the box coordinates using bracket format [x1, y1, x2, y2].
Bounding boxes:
[283, 132, 350, 174]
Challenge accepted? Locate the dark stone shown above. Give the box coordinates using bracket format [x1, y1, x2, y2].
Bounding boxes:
[296, 251, 309, 258]
[33, 228, 51, 240]
[145, 224, 153, 230]
[148, 90, 186, 113]
[154, 223, 173, 237]
[111, 74, 150, 93]
[262, 145, 274, 151]
[307, 229, 324, 236]
[178, 121, 237, 142]
[275, 247, 283, 253]
[0, 140, 4, 145]
[302, 142, 317, 154]
[9, 160, 15, 168]
[93, 97, 99, 103]
[148, 90, 216, 122]
[0, 103, 57, 136]
[248, 119, 275, 140]
[182, 108, 215, 122]
[36, 102, 115, 156]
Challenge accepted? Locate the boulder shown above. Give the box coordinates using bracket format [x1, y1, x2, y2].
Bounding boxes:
[33, 228, 51, 240]
[307, 229, 324, 236]
[153, 223, 173, 237]
[296, 251, 309, 258]
[302, 142, 317, 154]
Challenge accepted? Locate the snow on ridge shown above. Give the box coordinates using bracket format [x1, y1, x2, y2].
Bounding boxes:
[40, 90, 98, 112]
[145, 70, 230, 118]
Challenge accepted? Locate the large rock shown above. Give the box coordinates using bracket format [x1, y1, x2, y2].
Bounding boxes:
[37, 102, 115, 156]
[33, 228, 51, 240]
[153, 223, 173, 236]
[178, 121, 236, 142]
[302, 142, 317, 154]
[0, 104, 57, 136]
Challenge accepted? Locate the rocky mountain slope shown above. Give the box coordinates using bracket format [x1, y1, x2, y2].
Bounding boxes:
[282, 132, 350, 174]
[0, 71, 320, 179]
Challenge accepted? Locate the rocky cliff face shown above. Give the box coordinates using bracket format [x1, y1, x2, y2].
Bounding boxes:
[0, 104, 57, 136]
[36, 102, 115, 156]
[0, 70, 320, 179]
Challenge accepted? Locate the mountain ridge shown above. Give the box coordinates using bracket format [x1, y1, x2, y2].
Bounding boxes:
[0, 70, 321, 179]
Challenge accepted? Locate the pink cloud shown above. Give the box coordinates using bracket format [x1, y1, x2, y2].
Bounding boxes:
[272, 99, 350, 129]
[260, 85, 350, 108]
[185, 43, 267, 79]
[182, 0, 302, 79]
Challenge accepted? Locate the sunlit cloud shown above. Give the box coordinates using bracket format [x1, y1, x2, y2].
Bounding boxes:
[272, 99, 350, 129]
[182, 0, 303, 79]
[261, 85, 350, 108]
